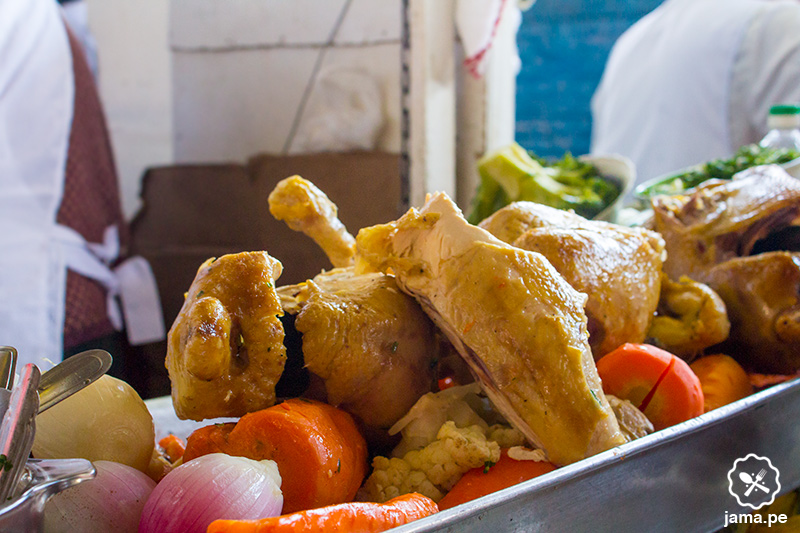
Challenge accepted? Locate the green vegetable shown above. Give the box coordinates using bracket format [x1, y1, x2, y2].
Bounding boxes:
[467, 143, 620, 224]
[639, 144, 800, 198]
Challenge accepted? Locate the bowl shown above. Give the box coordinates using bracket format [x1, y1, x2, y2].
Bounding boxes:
[578, 153, 635, 223]
[634, 156, 800, 207]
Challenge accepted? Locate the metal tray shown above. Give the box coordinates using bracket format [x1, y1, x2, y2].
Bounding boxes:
[147, 378, 800, 533]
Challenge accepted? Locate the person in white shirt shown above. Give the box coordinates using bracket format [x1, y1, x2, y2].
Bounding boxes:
[590, 0, 800, 196]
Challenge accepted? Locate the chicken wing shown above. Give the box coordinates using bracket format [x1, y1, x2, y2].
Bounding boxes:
[355, 193, 625, 466]
[166, 252, 286, 420]
[268, 175, 355, 268]
[480, 202, 665, 358]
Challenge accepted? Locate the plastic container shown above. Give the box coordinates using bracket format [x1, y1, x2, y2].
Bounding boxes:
[759, 104, 800, 150]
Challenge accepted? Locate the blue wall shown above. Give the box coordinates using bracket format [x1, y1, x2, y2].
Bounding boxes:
[515, 0, 663, 159]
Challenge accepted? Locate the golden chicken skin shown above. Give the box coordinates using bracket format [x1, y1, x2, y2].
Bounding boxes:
[293, 269, 438, 430]
[166, 252, 286, 420]
[650, 165, 800, 372]
[481, 202, 666, 359]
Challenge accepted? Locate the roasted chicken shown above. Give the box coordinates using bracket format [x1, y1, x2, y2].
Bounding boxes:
[355, 193, 625, 466]
[647, 275, 730, 359]
[290, 269, 439, 429]
[270, 178, 439, 431]
[166, 252, 287, 420]
[650, 165, 800, 372]
[268, 175, 356, 268]
[480, 202, 665, 358]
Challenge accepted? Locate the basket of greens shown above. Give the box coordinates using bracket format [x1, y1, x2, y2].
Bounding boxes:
[467, 143, 632, 225]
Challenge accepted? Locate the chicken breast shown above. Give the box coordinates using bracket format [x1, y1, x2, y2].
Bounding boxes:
[166, 252, 286, 420]
[355, 193, 625, 466]
[481, 202, 665, 358]
[650, 165, 800, 372]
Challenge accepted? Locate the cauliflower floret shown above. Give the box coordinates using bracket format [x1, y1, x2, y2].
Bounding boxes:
[486, 424, 526, 449]
[357, 456, 443, 503]
[358, 421, 500, 503]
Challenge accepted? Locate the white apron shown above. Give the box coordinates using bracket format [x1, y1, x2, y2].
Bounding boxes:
[0, 0, 74, 370]
[590, 0, 763, 188]
[0, 0, 164, 370]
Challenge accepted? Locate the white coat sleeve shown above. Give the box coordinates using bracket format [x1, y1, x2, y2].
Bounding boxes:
[729, 2, 800, 150]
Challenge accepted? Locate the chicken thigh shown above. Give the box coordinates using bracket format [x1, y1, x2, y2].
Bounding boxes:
[291, 269, 439, 429]
[480, 202, 665, 358]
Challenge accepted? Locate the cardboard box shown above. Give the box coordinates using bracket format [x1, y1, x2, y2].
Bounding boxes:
[130, 151, 402, 334]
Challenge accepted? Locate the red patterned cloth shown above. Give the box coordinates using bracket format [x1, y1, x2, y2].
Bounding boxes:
[56, 26, 129, 350]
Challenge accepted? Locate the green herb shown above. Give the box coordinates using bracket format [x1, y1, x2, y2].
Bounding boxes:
[197, 290, 205, 298]
[266, 282, 273, 288]
[215, 423, 227, 428]
[640, 144, 800, 198]
[390, 341, 398, 353]
[0, 455, 13, 472]
[483, 460, 496, 474]
[590, 389, 601, 405]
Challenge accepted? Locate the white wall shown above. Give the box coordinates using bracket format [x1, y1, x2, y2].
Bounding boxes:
[87, 0, 173, 219]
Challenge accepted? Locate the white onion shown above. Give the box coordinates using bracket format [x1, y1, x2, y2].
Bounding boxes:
[139, 454, 283, 533]
[33, 375, 155, 473]
[44, 461, 156, 533]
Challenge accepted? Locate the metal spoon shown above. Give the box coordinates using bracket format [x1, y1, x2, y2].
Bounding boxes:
[37, 350, 113, 413]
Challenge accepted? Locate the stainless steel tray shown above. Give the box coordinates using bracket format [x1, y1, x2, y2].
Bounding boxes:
[392, 378, 800, 533]
[147, 377, 800, 533]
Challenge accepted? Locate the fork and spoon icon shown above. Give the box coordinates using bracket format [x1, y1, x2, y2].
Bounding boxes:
[739, 469, 769, 497]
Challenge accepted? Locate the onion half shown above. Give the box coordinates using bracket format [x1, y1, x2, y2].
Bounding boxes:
[139, 454, 283, 533]
[44, 461, 156, 533]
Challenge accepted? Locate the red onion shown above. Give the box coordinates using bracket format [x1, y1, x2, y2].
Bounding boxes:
[44, 460, 156, 533]
[139, 454, 283, 533]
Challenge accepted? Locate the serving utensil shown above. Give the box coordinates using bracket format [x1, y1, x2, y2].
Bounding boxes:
[37, 349, 112, 413]
[0, 364, 40, 502]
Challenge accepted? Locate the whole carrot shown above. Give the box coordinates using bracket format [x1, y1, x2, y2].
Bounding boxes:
[206, 493, 438, 533]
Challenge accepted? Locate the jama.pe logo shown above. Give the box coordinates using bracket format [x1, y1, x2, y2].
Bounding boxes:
[727, 454, 781, 510]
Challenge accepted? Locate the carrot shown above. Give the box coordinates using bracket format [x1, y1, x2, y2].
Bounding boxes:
[183, 422, 236, 463]
[158, 434, 187, 463]
[184, 399, 367, 514]
[206, 493, 438, 533]
[748, 371, 800, 390]
[438, 450, 556, 510]
[690, 354, 753, 412]
[596, 343, 704, 430]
